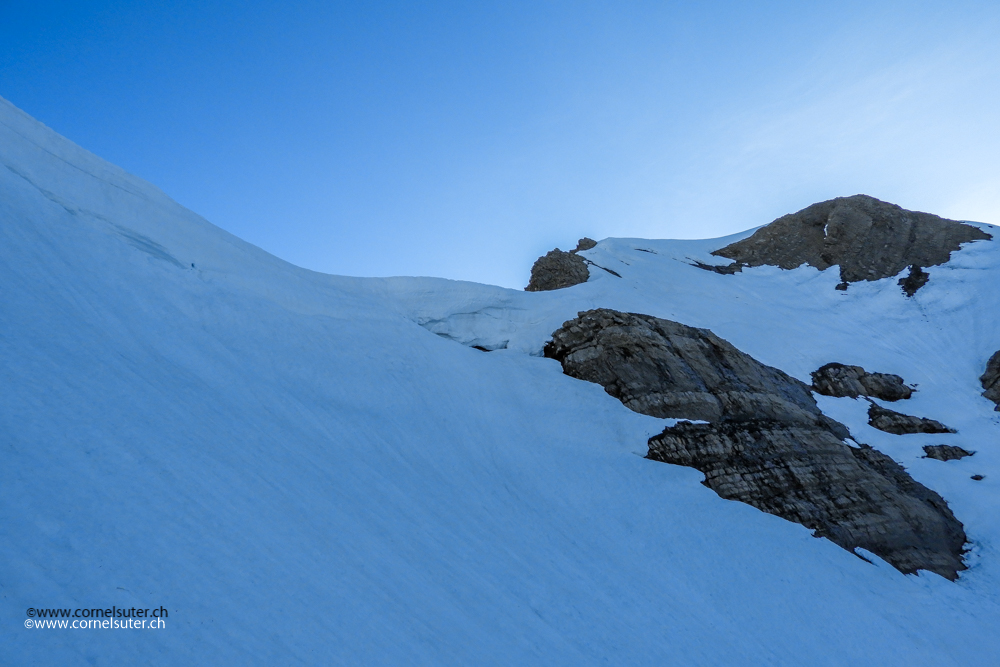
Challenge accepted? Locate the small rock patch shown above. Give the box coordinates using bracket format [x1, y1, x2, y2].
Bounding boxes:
[923, 445, 974, 461]
[812, 363, 913, 401]
[868, 403, 955, 435]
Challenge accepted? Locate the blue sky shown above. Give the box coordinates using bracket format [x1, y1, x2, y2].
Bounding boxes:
[3, 1, 999, 287]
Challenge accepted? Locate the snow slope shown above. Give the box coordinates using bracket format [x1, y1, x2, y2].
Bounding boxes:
[3, 94, 999, 665]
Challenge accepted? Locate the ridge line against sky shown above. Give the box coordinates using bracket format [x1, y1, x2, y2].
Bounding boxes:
[2, 0, 998, 288]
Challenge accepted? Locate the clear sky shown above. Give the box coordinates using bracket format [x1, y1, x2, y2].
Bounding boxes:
[3, 1, 999, 288]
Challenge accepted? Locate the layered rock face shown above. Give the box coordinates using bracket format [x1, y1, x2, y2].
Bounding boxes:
[811, 363, 913, 401]
[868, 403, 955, 435]
[524, 238, 598, 292]
[545, 308, 966, 579]
[711, 195, 991, 291]
[648, 422, 966, 579]
[544, 309, 844, 433]
[982, 350, 1000, 411]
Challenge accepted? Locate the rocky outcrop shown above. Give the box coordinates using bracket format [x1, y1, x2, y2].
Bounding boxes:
[868, 403, 955, 435]
[981, 350, 1000, 411]
[923, 445, 974, 462]
[525, 238, 598, 292]
[525, 249, 589, 292]
[693, 260, 744, 275]
[545, 309, 966, 579]
[544, 309, 846, 435]
[711, 195, 991, 292]
[649, 422, 966, 579]
[811, 363, 913, 401]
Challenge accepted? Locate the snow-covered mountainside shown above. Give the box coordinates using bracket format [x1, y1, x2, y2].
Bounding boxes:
[3, 95, 1000, 665]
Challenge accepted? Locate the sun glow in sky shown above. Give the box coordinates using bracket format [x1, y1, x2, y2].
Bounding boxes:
[3, 1, 998, 287]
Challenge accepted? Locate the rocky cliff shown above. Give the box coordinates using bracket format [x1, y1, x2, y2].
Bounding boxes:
[648, 421, 966, 579]
[543, 309, 842, 432]
[545, 308, 967, 579]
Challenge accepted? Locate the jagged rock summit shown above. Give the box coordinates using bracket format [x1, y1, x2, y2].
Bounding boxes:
[545, 309, 967, 580]
[712, 195, 991, 291]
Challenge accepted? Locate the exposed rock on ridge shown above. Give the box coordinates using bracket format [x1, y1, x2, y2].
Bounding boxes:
[545, 308, 966, 579]
[867, 403, 956, 435]
[712, 195, 991, 292]
[811, 363, 913, 401]
[525, 238, 598, 292]
[982, 350, 1000, 411]
[525, 249, 589, 292]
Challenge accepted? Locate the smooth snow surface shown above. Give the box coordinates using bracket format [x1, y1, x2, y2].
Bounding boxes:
[3, 95, 1000, 665]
